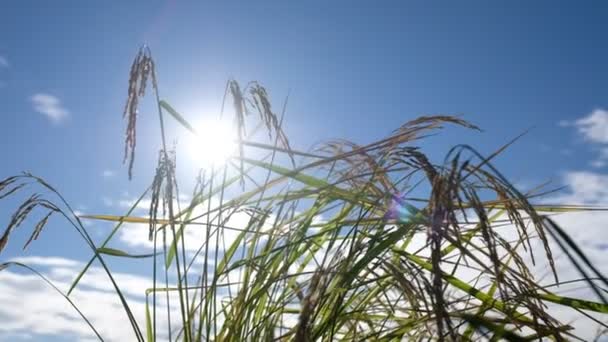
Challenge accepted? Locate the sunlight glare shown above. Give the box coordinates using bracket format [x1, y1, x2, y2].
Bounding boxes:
[187, 117, 237, 168]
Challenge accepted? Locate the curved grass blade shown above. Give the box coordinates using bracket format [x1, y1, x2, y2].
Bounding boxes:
[67, 188, 149, 296]
[1, 262, 104, 341]
[240, 157, 378, 208]
[97, 247, 157, 259]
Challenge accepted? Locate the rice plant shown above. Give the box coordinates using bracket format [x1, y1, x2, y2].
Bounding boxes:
[1, 46, 608, 341]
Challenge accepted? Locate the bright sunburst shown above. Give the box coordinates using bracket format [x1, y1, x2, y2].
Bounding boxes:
[186, 117, 237, 168]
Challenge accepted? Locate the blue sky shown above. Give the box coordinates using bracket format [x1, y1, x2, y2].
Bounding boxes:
[2, 1, 608, 340]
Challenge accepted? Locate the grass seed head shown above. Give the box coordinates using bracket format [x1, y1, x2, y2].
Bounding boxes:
[123, 46, 157, 180]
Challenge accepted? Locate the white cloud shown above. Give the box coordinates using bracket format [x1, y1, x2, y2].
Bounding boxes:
[112, 195, 189, 211]
[10, 256, 81, 268]
[118, 198, 152, 211]
[574, 109, 608, 144]
[102, 170, 115, 178]
[0, 255, 178, 341]
[549, 171, 608, 205]
[528, 170, 608, 339]
[542, 171, 608, 259]
[30, 93, 69, 124]
[116, 202, 252, 254]
[96, 194, 280, 272]
[566, 109, 608, 167]
[0, 56, 8, 68]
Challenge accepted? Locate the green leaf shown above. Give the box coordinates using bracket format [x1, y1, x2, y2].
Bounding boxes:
[97, 247, 157, 259]
[146, 295, 154, 342]
[461, 314, 527, 341]
[160, 100, 196, 134]
[240, 157, 378, 208]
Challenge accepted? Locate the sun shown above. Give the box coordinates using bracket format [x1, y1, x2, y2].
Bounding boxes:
[186, 116, 237, 169]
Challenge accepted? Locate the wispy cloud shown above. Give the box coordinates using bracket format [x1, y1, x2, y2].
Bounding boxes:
[0, 55, 8, 68]
[551, 170, 608, 204]
[0, 56, 8, 89]
[562, 109, 608, 167]
[573, 109, 608, 144]
[112, 195, 190, 211]
[30, 93, 69, 124]
[102, 170, 115, 178]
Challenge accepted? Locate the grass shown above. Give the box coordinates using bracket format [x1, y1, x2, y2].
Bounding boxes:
[1, 45, 608, 341]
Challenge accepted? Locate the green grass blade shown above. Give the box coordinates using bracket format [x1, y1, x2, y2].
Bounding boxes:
[146, 294, 154, 342]
[97, 247, 157, 259]
[159, 100, 196, 134]
[67, 189, 149, 296]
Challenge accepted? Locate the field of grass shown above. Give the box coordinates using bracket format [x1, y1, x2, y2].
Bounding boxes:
[1, 46, 608, 341]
